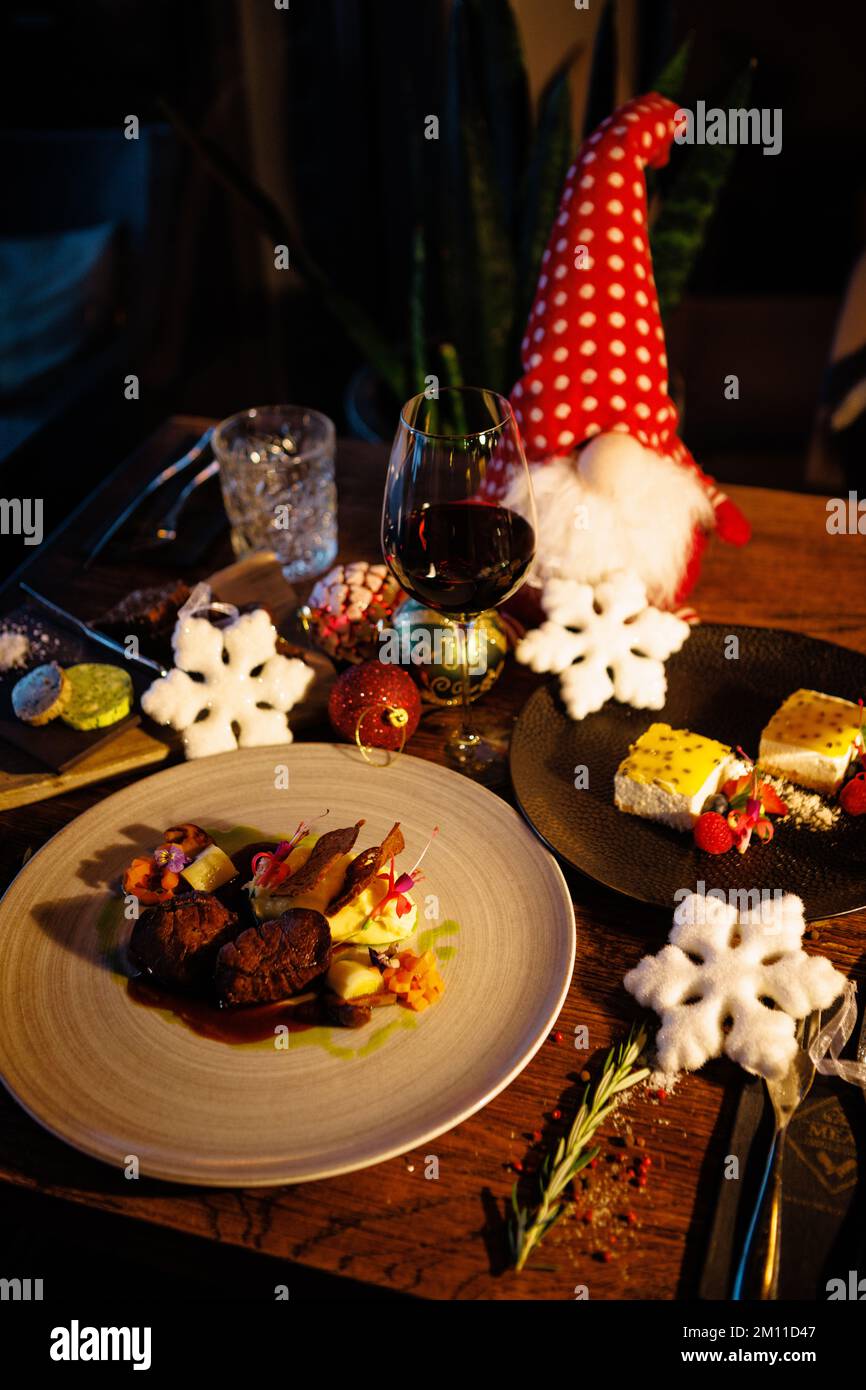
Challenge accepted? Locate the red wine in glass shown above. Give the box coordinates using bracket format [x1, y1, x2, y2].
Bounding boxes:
[385, 501, 536, 617]
[381, 387, 537, 778]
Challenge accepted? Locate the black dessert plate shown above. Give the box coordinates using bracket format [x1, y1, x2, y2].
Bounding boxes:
[509, 624, 866, 920]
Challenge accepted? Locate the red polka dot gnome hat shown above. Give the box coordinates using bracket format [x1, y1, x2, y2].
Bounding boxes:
[484, 92, 750, 610]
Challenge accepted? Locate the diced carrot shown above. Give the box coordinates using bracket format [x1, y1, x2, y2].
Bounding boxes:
[121, 856, 177, 905]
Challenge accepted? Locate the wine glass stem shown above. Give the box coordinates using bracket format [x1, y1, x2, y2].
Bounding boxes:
[456, 621, 479, 748]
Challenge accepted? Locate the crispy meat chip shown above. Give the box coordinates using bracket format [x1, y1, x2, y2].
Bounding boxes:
[215, 909, 332, 1006]
[327, 823, 405, 914]
[264, 821, 364, 905]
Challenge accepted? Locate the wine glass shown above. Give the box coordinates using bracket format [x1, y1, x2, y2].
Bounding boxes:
[381, 387, 537, 777]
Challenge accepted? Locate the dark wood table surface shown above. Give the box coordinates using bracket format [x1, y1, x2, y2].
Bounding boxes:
[1, 415, 864, 1300]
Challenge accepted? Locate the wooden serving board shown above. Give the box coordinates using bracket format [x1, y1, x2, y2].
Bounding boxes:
[0, 552, 330, 811]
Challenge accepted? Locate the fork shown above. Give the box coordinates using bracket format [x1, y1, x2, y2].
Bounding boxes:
[84, 426, 214, 565]
[131, 459, 220, 549]
[731, 1010, 820, 1300]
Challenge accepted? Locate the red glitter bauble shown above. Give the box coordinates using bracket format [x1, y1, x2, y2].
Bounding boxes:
[328, 660, 421, 750]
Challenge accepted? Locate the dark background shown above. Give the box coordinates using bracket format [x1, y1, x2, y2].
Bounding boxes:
[3, 0, 866, 579]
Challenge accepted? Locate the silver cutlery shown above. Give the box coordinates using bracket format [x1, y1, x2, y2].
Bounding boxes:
[84, 426, 215, 566]
[19, 583, 168, 678]
[731, 1010, 821, 1301]
[131, 459, 220, 550]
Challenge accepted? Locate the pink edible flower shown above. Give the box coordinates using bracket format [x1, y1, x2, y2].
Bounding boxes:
[248, 811, 329, 891]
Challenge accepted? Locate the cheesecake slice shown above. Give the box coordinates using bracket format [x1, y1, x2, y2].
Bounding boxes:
[614, 722, 741, 832]
[758, 689, 862, 794]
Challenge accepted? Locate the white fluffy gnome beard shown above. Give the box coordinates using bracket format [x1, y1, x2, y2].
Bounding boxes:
[504, 432, 714, 609]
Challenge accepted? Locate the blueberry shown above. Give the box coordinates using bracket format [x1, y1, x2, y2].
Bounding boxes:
[702, 793, 729, 815]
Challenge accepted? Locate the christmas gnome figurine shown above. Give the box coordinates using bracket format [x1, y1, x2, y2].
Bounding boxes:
[482, 92, 751, 610]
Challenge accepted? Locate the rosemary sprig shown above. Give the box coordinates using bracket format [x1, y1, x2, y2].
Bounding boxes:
[509, 1026, 650, 1273]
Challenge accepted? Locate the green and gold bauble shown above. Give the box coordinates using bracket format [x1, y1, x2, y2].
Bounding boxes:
[384, 599, 508, 706]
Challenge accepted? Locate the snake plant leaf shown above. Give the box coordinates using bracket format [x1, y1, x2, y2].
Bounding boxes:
[438, 343, 468, 435]
[409, 225, 428, 398]
[652, 33, 694, 103]
[650, 64, 754, 320]
[461, 0, 531, 240]
[517, 62, 573, 361]
[441, 0, 519, 390]
[645, 34, 693, 210]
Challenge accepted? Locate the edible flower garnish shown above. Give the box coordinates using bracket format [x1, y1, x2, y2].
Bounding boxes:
[360, 826, 438, 929]
[724, 750, 788, 854]
[153, 843, 190, 874]
[247, 811, 329, 892]
[374, 859, 419, 918]
[841, 698, 866, 778]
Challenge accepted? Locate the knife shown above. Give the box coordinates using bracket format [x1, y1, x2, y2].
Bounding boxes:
[84, 426, 215, 567]
[19, 583, 169, 678]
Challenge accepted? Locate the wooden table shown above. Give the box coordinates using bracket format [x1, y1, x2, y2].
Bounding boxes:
[1, 416, 863, 1300]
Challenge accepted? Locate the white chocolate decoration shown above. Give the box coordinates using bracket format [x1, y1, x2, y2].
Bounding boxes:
[142, 608, 313, 759]
[516, 569, 690, 720]
[624, 891, 846, 1080]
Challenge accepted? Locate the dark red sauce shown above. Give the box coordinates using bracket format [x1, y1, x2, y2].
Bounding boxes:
[127, 974, 320, 1043]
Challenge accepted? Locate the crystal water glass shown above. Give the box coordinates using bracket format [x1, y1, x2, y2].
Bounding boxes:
[214, 405, 338, 581]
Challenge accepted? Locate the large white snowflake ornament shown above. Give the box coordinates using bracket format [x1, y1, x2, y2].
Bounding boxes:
[624, 892, 846, 1079]
[142, 607, 313, 759]
[515, 570, 690, 720]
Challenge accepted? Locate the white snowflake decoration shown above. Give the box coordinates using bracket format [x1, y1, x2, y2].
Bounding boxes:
[515, 570, 690, 720]
[624, 892, 846, 1079]
[142, 608, 313, 759]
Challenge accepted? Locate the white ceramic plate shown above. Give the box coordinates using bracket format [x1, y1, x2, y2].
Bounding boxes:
[0, 744, 575, 1185]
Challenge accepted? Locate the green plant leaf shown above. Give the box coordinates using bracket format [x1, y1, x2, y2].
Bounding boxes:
[517, 62, 573, 361]
[650, 64, 753, 319]
[409, 225, 427, 397]
[652, 33, 694, 102]
[462, 0, 531, 240]
[645, 34, 694, 209]
[438, 343, 468, 434]
[441, 0, 519, 390]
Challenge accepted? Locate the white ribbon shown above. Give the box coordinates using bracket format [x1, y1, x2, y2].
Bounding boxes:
[808, 980, 866, 1088]
[178, 582, 239, 625]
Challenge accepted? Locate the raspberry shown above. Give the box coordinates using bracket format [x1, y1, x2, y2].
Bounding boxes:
[693, 811, 735, 854]
[840, 774, 866, 816]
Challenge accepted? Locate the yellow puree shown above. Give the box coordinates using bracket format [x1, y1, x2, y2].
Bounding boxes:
[618, 722, 731, 797]
[762, 689, 861, 757]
